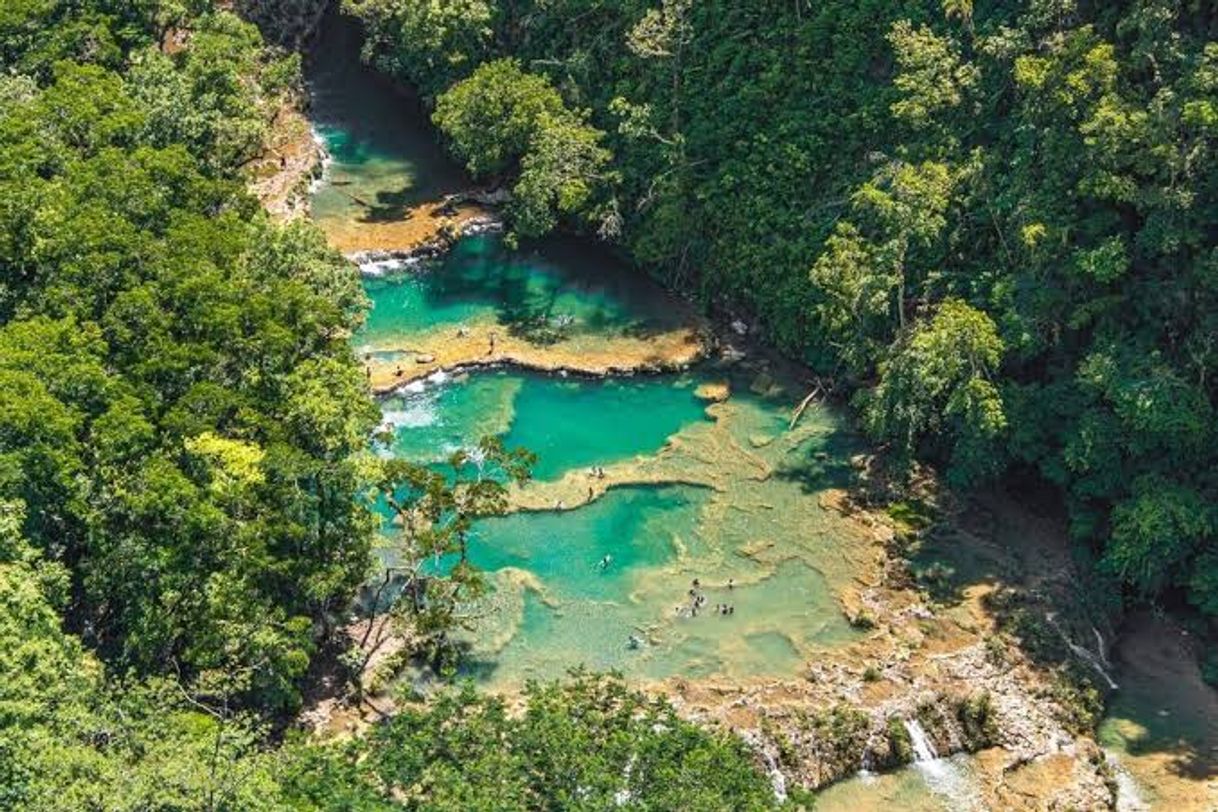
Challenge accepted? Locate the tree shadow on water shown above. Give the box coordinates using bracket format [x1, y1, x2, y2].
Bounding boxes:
[773, 431, 860, 495]
[1102, 611, 1218, 784]
[360, 184, 422, 222]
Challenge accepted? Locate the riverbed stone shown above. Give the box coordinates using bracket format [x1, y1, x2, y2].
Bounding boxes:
[694, 381, 731, 402]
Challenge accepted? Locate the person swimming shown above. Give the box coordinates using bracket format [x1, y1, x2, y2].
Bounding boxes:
[598, 554, 612, 570]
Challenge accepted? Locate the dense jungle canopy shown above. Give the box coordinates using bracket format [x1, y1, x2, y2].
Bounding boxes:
[349, 0, 1218, 635]
[2, 0, 1218, 807]
[0, 2, 777, 808]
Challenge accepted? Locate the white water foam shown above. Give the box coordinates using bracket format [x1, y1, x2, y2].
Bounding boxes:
[358, 257, 417, 277]
[903, 719, 985, 811]
[380, 403, 438, 430]
[1106, 752, 1150, 811]
[307, 126, 332, 195]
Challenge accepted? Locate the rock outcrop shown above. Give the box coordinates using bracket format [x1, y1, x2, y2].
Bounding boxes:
[236, 0, 329, 47]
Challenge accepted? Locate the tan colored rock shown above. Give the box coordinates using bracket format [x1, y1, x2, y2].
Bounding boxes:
[694, 380, 731, 402]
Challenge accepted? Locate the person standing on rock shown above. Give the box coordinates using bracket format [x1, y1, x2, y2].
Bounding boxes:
[488, 331, 497, 355]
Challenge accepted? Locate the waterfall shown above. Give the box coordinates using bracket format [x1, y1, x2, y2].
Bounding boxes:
[902, 719, 985, 811]
[904, 719, 939, 762]
[759, 750, 788, 803]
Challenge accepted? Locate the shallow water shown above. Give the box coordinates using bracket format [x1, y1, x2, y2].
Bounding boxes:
[305, 12, 466, 237]
[815, 769, 952, 812]
[356, 233, 689, 352]
[1096, 612, 1218, 810]
[380, 370, 709, 479]
[310, 11, 868, 689]
[373, 358, 864, 686]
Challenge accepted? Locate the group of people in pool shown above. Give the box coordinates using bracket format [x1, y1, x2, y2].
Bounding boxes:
[676, 577, 736, 618]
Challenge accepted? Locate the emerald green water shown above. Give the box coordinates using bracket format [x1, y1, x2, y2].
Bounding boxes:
[357, 233, 687, 352]
[305, 12, 465, 230]
[373, 362, 861, 684]
[310, 11, 865, 690]
[380, 370, 708, 479]
[370, 342, 863, 685]
[456, 487, 853, 684]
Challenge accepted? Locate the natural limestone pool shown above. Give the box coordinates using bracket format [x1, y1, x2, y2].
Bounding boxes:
[305, 10, 873, 691]
[366, 320, 869, 688]
[291, 10, 1218, 809]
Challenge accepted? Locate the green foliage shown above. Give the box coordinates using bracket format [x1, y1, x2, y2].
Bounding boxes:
[863, 299, 1006, 486]
[1105, 475, 1213, 594]
[344, 0, 494, 97]
[128, 11, 302, 172]
[363, 437, 534, 678]
[281, 671, 782, 811]
[883, 714, 914, 767]
[434, 59, 612, 238]
[0, 1, 377, 714]
[0, 4, 787, 809]
[956, 692, 999, 751]
[349, 0, 1218, 628]
[1201, 648, 1218, 689]
[0, 499, 284, 811]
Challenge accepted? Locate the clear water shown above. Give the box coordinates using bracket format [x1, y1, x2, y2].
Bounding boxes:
[309, 11, 866, 689]
[457, 488, 856, 685]
[370, 349, 865, 687]
[305, 12, 466, 233]
[380, 370, 709, 480]
[815, 769, 953, 812]
[356, 233, 688, 352]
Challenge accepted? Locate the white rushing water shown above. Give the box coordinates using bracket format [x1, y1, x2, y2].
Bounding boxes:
[1046, 613, 1119, 690]
[903, 719, 986, 811]
[1106, 752, 1151, 812]
[759, 750, 788, 803]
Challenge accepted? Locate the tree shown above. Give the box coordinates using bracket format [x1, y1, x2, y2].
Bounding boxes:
[281, 672, 783, 811]
[863, 299, 1006, 486]
[434, 58, 612, 238]
[0, 5, 379, 713]
[354, 437, 533, 685]
[343, 0, 494, 96]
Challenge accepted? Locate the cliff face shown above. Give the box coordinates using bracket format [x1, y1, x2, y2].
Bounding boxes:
[236, 0, 329, 47]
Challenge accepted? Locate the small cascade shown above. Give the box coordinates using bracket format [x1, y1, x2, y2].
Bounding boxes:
[904, 719, 939, 762]
[1106, 752, 1150, 812]
[1046, 613, 1119, 690]
[759, 750, 788, 803]
[903, 719, 985, 811]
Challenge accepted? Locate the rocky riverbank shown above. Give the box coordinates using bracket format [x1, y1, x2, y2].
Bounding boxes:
[247, 105, 322, 218]
[662, 486, 1121, 807]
